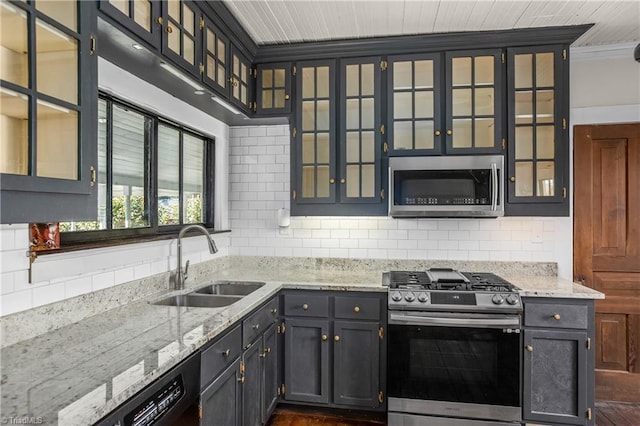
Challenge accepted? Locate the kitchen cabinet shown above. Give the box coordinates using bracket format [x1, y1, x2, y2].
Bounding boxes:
[242, 323, 278, 426]
[0, 0, 98, 223]
[506, 45, 569, 216]
[281, 291, 386, 410]
[292, 58, 386, 216]
[98, 0, 162, 48]
[202, 15, 229, 98]
[256, 62, 293, 115]
[229, 47, 254, 114]
[522, 298, 595, 425]
[161, 0, 202, 77]
[201, 358, 243, 426]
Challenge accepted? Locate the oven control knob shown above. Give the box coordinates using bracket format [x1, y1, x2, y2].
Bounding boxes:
[506, 294, 519, 305]
[417, 293, 429, 303]
[492, 294, 505, 305]
[391, 291, 403, 302]
[404, 292, 416, 302]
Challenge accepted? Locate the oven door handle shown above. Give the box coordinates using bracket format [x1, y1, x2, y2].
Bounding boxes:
[389, 312, 521, 328]
[491, 162, 498, 211]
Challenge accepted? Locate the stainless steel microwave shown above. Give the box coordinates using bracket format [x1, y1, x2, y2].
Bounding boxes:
[389, 156, 504, 218]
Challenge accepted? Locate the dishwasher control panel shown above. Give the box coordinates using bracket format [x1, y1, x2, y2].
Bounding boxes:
[124, 375, 184, 426]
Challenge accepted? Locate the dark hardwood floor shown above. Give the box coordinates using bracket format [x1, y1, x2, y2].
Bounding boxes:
[266, 407, 385, 426]
[596, 402, 640, 426]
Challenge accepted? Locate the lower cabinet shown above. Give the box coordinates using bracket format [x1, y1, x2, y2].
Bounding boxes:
[522, 298, 595, 426]
[282, 291, 386, 410]
[201, 359, 242, 426]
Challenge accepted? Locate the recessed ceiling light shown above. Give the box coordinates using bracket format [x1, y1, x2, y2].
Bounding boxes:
[98, 118, 107, 124]
[194, 90, 206, 95]
[132, 43, 144, 50]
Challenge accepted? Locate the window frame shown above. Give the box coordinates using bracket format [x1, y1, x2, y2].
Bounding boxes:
[61, 93, 215, 245]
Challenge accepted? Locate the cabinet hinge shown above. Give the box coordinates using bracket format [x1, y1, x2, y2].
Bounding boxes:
[383, 142, 388, 154]
[277, 321, 286, 333]
[563, 49, 567, 61]
[198, 404, 203, 419]
[292, 127, 297, 137]
[501, 52, 505, 64]
[501, 138, 506, 150]
[240, 361, 245, 374]
[292, 65, 297, 76]
[90, 166, 96, 186]
[562, 118, 567, 130]
[562, 187, 567, 199]
[199, 16, 204, 29]
[281, 384, 286, 395]
[378, 327, 384, 340]
[378, 391, 384, 404]
[90, 35, 96, 55]
[252, 101, 257, 112]
[380, 124, 385, 135]
[380, 60, 388, 70]
[587, 337, 591, 350]
[380, 189, 385, 200]
[586, 407, 592, 420]
[252, 67, 257, 78]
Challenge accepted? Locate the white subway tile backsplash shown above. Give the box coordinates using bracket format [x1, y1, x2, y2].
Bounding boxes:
[65, 276, 92, 298]
[32, 282, 66, 307]
[0, 249, 29, 273]
[369, 230, 388, 240]
[438, 240, 459, 250]
[398, 240, 418, 250]
[398, 220, 419, 230]
[329, 248, 349, 258]
[428, 230, 449, 240]
[114, 267, 135, 285]
[438, 221, 459, 230]
[248, 127, 267, 137]
[330, 229, 350, 239]
[1, 229, 15, 251]
[1, 289, 32, 316]
[1, 272, 15, 294]
[339, 239, 359, 249]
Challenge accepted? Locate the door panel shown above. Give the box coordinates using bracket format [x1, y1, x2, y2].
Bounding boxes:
[242, 343, 261, 426]
[574, 123, 640, 403]
[262, 324, 278, 423]
[200, 359, 241, 426]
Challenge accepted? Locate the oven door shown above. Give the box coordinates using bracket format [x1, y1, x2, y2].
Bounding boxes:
[388, 311, 521, 423]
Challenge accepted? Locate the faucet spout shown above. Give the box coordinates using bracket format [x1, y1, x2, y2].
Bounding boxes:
[174, 224, 218, 290]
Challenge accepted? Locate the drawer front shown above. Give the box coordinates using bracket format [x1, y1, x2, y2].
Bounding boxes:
[524, 302, 588, 329]
[243, 297, 279, 348]
[201, 325, 242, 390]
[283, 293, 329, 318]
[334, 295, 381, 321]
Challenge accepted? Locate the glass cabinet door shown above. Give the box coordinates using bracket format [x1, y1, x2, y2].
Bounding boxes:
[445, 49, 502, 153]
[99, 0, 161, 48]
[388, 53, 441, 154]
[162, 0, 201, 76]
[256, 62, 292, 115]
[507, 46, 566, 208]
[229, 47, 252, 112]
[202, 17, 228, 97]
[0, 0, 97, 223]
[295, 60, 336, 204]
[340, 57, 382, 204]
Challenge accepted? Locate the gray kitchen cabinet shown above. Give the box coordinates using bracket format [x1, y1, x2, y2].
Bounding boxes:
[262, 324, 279, 423]
[256, 62, 293, 115]
[282, 291, 386, 410]
[522, 298, 595, 426]
[201, 358, 242, 426]
[98, 0, 162, 49]
[242, 323, 278, 426]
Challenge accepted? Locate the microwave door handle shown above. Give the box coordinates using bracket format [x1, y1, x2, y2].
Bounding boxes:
[491, 162, 498, 211]
[388, 312, 521, 328]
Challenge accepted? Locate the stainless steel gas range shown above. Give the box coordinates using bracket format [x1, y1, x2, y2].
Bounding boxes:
[385, 268, 523, 426]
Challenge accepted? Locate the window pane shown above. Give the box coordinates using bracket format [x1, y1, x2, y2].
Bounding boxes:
[158, 125, 180, 225]
[346, 165, 359, 198]
[346, 65, 359, 97]
[183, 35, 194, 65]
[112, 105, 148, 229]
[36, 100, 78, 179]
[317, 165, 330, 198]
[302, 101, 314, 131]
[302, 133, 314, 164]
[474, 56, 494, 85]
[262, 89, 273, 109]
[475, 118, 494, 148]
[515, 91, 533, 124]
[361, 131, 375, 163]
[274, 89, 285, 108]
[316, 133, 330, 164]
[536, 90, 554, 123]
[302, 67, 315, 98]
[414, 60, 433, 89]
[302, 166, 314, 198]
[36, 19, 78, 104]
[316, 100, 329, 131]
[415, 91, 433, 118]
[394, 92, 412, 119]
[183, 4, 194, 35]
[515, 54, 533, 88]
[183, 134, 204, 224]
[452, 88, 472, 116]
[0, 88, 29, 175]
[346, 132, 359, 163]
[361, 64, 374, 96]
[452, 57, 471, 86]
[537, 161, 555, 196]
[0, 2, 28, 87]
[262, 69, 273, 88]
[274, 69, 285, 87]
[37, 0, 77, 31]
[133, 0, 152, 31]
[217, 39, 225, 64]
[414, 120, 434, 150]
[361, 98, 374, 129]
[394, 121, 413, 150]
[536, 53, 554, 87]
[452, 118, 472, 148]
[475, 88, 494, 115]
[346, 99, 359, 130]
[515, 127, 533, 160]
[109, 0, 128, 15]
[393, 61, 412, 90]
[316, 66, 329, 98]
[361, 164, 375, 198]
[515, 162, 533, 197]
[168, 25, 180, 54]
[537, 126, 555, 159]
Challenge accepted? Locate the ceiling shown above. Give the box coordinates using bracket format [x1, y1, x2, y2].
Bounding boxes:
[221, 0, 640, 47]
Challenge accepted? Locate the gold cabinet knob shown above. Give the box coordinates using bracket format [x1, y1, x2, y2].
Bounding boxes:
[166, 25, 173, 33]
[354, 306, 360, 313]
[155, 17, 164, 25]
[285, 94, 290, 100]
[334, 335, 340, 342]
[329, 178, 335, 184]
[302, 303, 309, 310]
[435, 130, 441, 136]
[553, 313, 561, 320]
[340, 178, 346, 184]
[526, 345, 533, 352]
[321, 334, 327, 341]
[222, 349, 230, 357]
[510, 176, 516, 182]
[446, 129, 453, 135]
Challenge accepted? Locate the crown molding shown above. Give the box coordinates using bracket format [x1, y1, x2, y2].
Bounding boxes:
[571, 42, 638, 61]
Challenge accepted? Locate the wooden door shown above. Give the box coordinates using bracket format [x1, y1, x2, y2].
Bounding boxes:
[574, 123, 640, 403]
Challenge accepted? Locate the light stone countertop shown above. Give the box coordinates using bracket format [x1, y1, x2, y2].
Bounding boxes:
[0, 260, 603, 426]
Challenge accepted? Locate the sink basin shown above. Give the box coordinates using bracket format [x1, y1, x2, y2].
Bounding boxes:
[193, 281, 265, 296]
[152, 294, 242, 308]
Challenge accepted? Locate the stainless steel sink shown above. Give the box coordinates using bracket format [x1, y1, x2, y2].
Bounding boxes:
[192, 281, 265, 296]
[152, 294, 242, 308]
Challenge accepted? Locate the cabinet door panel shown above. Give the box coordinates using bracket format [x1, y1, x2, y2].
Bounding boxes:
[242, 342, 262, 426]
[201, 359, 241, 426]
[98, 0, 161, 48]
[283, 318, 330, 404]
[523, 329, 588, 425]
[257, 62, 292, 115]
[262, 324, 279, 423]
[160, 0, 201, 77]
[333, 321, 380, 408]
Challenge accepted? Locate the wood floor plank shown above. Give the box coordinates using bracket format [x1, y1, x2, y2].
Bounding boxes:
[596, 402, 640, 425]
[267, 407, 385, 426]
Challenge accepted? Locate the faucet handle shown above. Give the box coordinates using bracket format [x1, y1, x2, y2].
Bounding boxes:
[184, 260, 190, 279]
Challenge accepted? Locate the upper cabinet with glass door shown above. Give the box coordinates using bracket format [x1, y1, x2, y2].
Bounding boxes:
[0, 0, 97, 223]
[256, 62, 292, 115]
[161, 0, 201, 77]
[506, 46, 568, 216]
[228, 47, 253, 113]
[99, 0, 161, 48]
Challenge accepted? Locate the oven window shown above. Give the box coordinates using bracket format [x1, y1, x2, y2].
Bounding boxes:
[393, 169, 495, 206]
[388, 325, 520, 407]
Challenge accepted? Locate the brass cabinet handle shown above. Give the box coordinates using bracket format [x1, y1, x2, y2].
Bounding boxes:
[354, 306, 360, 313]
[334, 335, 340, 342]
[166, 25, 173, 33]
[434, 130, 441, 136]
[340, 178, 346, 184]
[155, 17, 164, 25]
[526, 345, 533, 352]
[253, 323, 260, 330]
[285, 94, 290, 100]
[553, 314, 561, 320]
[302, 303, 309, 310]
[510, 176, 516, 182]
[329, 178, 335, 184]
[321, 334, 327, 341]
[446, 129, 453, 135]
[222, 349, 230, 357]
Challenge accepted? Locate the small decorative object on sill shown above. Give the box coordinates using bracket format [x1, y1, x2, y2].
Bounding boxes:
[29, 222, 60, 252]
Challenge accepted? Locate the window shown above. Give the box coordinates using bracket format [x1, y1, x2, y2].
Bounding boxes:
[60, 95, 214, 242]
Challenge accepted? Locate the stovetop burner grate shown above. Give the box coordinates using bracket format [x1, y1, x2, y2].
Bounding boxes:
[389, 270, 518, 293]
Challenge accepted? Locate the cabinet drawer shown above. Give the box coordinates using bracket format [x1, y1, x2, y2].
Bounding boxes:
[283, 293, 329, 318]
[334, 295, 380, 321]
[243, 297, 279, 348]
[201, 325, 242, 390]
[524, 302, 588, 329]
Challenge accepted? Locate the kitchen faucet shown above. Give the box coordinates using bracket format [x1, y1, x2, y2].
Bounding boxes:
[173, 224, 218, 290]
